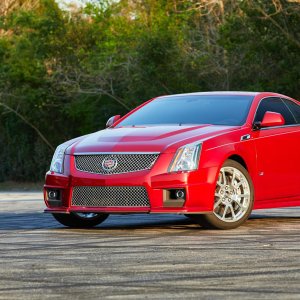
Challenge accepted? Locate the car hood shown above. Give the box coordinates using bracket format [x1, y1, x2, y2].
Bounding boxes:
[68, 125, 239, 154]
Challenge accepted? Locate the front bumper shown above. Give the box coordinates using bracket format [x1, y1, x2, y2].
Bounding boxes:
[44, 154, 217, 214]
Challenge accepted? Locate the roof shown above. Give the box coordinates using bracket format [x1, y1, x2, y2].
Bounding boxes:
[159, 91, 259, 98]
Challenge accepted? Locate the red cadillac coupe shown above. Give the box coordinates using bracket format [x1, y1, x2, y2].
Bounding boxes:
[44, 92, 300, 229]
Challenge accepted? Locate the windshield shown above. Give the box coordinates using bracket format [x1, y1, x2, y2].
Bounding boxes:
[117, 95, 254, 127]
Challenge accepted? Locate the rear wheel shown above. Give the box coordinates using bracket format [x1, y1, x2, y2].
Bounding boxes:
[52, 212, 109, 228]
[196, 159, 254, 229]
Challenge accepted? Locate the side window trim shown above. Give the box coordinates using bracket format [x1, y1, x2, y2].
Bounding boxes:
[253, 97, 298, 129]
[281, 97, 300, 125]
[253, 97, 270, 124]
[261, 124, 300, 130]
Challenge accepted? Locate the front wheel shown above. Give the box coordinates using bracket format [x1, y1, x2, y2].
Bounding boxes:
[52, 212, 109, 228]
[196, 159, 254, 229]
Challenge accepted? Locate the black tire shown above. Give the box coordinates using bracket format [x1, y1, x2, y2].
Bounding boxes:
[52, 212, 109, 228]
[194, 159, 254, 230]
[184, 214, 200, 221]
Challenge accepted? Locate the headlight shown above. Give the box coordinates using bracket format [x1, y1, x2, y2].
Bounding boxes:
[169, 143, 202, 172]
[50, 144, 69, 173]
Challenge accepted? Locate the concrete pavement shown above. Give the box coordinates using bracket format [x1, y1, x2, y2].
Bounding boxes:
[0, 192, 299, 299]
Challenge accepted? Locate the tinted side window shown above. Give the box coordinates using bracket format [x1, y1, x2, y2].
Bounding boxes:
[282, 99, 300, 124]
[254, 97, 296, 125]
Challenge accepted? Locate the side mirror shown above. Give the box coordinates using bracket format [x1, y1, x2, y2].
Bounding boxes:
[253, 111, 285, 130]
[261, 111, 285, 127]
[106, 115, 121, 128]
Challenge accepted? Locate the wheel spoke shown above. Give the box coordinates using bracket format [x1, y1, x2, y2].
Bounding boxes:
[231, 194, 249, 203]
[219, 169, 226, 186]
[234, 182, 243, 188]
[238, 193, 249, 198]
[222, 205, 228, 219]
[231, 170, 236, 185]
[232, 198, 241, 206]
[222, 169, 227, 185]
[229, 204, 236, 220]
[232, 199, 246, 211]
[214, 198, 222, 209]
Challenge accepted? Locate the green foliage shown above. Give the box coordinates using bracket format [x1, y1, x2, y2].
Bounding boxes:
[0, 0, 300, 181]
[219, 0, 300, 95]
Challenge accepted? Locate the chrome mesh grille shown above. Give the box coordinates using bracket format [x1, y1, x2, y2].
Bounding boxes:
[75, 153, 159, 175]
[71, 186, 150, 207]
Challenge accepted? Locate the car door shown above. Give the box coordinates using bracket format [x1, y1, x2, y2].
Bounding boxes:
[253, 97, 300, 202]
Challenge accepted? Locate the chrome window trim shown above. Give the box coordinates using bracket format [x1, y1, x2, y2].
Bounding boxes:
[280, 97, 300, 124]
[260, 123, 300, 131]
[280, 97, 300, 105]
[252, 96, 271, 126]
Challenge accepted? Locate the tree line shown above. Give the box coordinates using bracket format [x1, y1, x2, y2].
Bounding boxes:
[0, 0, 300, 182]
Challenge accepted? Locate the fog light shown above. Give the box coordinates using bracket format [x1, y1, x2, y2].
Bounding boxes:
[47, 189, 60, 200]
[175, 190, 185, 199]
[46, 189, 62, 208]
[163, 188, 186, 208]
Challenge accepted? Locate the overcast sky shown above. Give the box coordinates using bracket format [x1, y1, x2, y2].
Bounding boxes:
[55, 0, 90, 9]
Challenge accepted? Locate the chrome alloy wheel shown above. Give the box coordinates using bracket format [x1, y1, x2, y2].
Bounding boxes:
[214, 166, 251, 223]
[75, 212, 99, 219]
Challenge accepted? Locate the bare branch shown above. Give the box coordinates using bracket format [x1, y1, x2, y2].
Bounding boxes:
[0, 99, 54, 151]
[259, 10, 300, 49]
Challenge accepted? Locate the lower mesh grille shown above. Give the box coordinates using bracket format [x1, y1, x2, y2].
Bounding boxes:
[71, 186, 150, 207]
